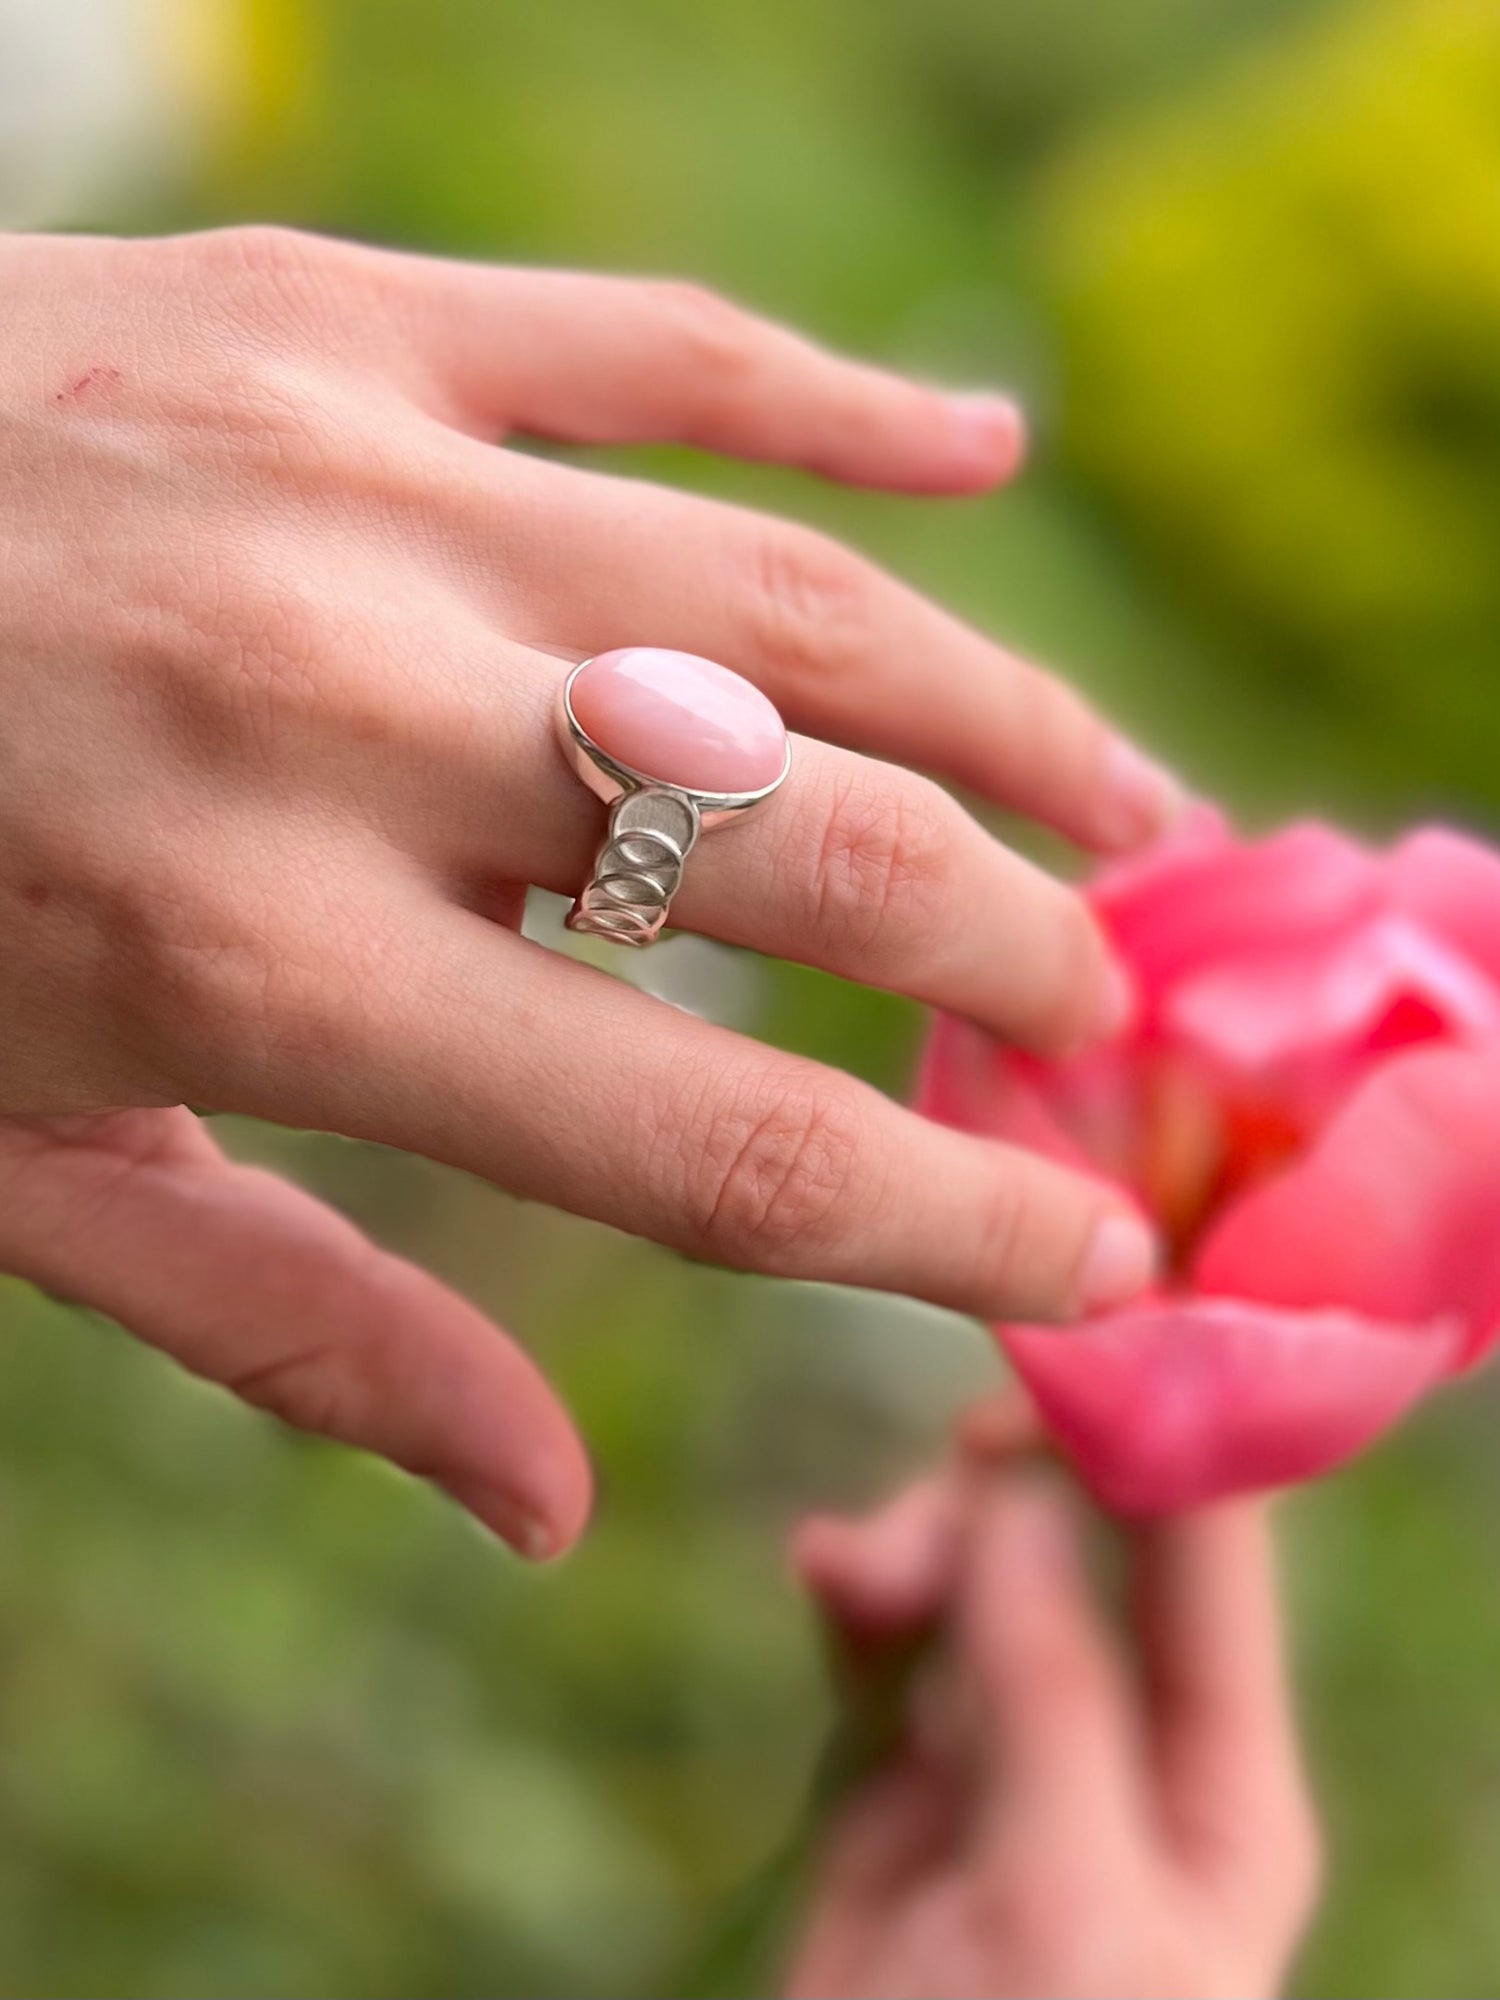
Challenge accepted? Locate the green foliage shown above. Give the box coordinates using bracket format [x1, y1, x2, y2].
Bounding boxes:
[12, 0, 1500, 1992]
[1046, 0, 1500, 817]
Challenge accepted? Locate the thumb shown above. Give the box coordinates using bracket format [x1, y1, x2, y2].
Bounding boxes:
[0, 1108, 591, 1558]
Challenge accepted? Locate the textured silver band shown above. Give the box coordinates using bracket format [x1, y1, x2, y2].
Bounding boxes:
[566, 787, 701, 946]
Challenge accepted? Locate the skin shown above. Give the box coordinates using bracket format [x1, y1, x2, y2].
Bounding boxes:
[0, 228, 1180, 1554]
[786, 1402, 1322, 2000]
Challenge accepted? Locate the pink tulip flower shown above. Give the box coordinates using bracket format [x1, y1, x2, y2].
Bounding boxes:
[918, 812, 1500, 1511]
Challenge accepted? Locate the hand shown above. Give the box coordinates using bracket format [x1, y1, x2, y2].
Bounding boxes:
[0, 229, 1178, 1551]
[786, 1403, 1322, 1999]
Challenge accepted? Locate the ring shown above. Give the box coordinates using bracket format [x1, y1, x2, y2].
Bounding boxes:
[556, 648, 791, 947]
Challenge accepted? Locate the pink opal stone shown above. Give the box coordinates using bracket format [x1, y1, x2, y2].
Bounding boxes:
[570, 648, 787, 794]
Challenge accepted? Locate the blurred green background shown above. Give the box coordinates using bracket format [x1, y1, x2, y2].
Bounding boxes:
[5, 0, 1500, 1992]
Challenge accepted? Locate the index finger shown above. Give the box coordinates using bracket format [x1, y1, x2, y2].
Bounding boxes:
[353, 251, 1029, 493]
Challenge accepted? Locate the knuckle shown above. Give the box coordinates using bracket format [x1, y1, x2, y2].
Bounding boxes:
[745, 525, 875, 690]
[104, 863, 357, 1103]
[692, 1069, 867, 1269]
[224, 1237, 398, 1443]
[189, 350, 355, 474]
[108, 875, 281, 1066]
[124, 323, 363, 491]
[971, 1852, 1089, 1973]
[227, 1328, 350, 1440]
[1010, 659, 1103, 798]
[971, 1160, 1042, 1312]
[132, 552, 336, 749]
[808, 766, 957, 958]
[188, 222, 329, 289]
[166, 226, 359, 349]
[648, 279, 758, 385]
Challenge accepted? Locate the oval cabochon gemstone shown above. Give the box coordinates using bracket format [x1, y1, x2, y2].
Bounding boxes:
[569, 647, 788, 794]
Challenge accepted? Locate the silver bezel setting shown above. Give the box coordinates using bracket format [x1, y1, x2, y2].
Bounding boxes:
[557, 660, 792, 825]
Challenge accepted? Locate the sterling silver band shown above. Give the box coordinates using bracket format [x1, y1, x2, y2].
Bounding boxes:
[569, 787, 700, 946]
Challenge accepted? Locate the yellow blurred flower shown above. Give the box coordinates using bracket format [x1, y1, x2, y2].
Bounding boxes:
[1045, 0, 1500, 802]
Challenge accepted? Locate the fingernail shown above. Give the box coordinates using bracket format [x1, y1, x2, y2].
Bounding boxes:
[1097, 738, 1188, 850]
[490, 1498, 557, 1562]
[1095, 956, 1136, 1040]
[1078, 1212, 1158, 1314]
[946, 391, 1027, 465]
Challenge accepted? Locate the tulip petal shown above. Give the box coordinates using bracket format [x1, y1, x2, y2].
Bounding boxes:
[1004, 1298, 1460, 1514]
[916, 1015, 1100, 1173]
[1166, 914, 1500, 1074]
[1391, 826, 1500, 989]
[1096, 819, 1380, 1001]
[921, 819, 1500, 1511]
[1195, 1047, 1500, 1363]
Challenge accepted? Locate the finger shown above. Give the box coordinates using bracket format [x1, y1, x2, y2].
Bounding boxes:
[958, 1478, 1139, 1844]
[0, 1110, 591, 1558]
[409, 634, 1129, 1058]
[226, 901, 1157, 1326]
[460, 665, 1132, 1056]
[793, 1484, 968, 1937]
[793, 1477, 962, 1641]
[1134, 1504, 1321, 1911]
[494, 454, 1183, 852]
[365, 255, 1026, 493]
[682, 743, 1131, 1057]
